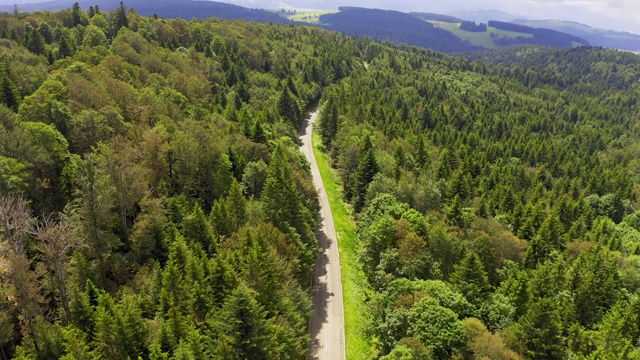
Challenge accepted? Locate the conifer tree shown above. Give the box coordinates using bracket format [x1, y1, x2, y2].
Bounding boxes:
[211, 286, 273, 360]
[353, 137, 379, 212]
[252, 120, 267, 144]
[445, 194, 465, 227]
[110, 2, 129, 37]
[450, 251, 491, 304]
[261, 144, 304, 235]
[421, 108, 433, 130]
[181, 203, 215, 252]
[319, 97, 339, 148]
[210, 198, 232, 238]
[415, 136, 428, 169]
[58, 36, 73, 59]
[277, 88, 300, 126]
[516, 297, 564, 360]
[523, 236, 551, 269]
[227, 179, 246, 232]
[71, 2, 86, 27]
[71, 153, 119, 285]
[26, 27, 45, 55]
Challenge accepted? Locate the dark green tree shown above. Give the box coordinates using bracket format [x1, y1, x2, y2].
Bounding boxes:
[353, 137, 379, 212]
[450, 251, 491, 304]
[277, 87, 300, 126]
[26, 27, 45, 55]
[516, 297, 564, 360]
[210, 286, 273, 359]
[181, 203, 215, 252]
[0, 63, 20, 111]
[261, 145, 305, 236]
[71, 2, 88, 27]
[444, 194, 465, 227]
[226, 179, 246, 232]
[110, 2, 129, 37]
[319, 97, 339, 148]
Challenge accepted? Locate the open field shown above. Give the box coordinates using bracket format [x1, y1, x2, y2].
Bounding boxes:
[429, 20, 533, 49]
[286, 10, 339, 24]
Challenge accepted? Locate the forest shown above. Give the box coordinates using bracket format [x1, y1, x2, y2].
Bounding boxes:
[0, 3, 358, 359]
[318, 40, 640, 359]
[1, 2, 640, 360]
[488, 20, 589, 48]
[320, 8, 483, 53]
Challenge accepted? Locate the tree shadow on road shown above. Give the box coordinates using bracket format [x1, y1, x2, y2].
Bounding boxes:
[307, 227, 335, 360]
[299, 110, 316, 143]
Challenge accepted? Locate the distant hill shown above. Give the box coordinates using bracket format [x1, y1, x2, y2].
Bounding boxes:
[449, 8, 519, 24]
[424, 18, 588, 50]
[488, 20, 589, 48]
[411, 12, 463, 24]
[319, 7, 482, 53]
[2, 0, 290, 23]
[511, 19, 640, 51]
[2, 1, 593, 54]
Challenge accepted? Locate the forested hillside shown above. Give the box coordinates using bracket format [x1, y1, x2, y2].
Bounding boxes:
[319, 7, 483, 53]
[1, 0, 290, 24]
[488, 20, 589, 48]
[0, 4, 360, 359]
[3, 2, 640, 360]
[511, 19, 640, 51]
[318, 42, 640, 358]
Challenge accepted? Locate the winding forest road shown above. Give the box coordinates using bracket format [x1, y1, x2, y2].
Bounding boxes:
[300, 109, 346, 360]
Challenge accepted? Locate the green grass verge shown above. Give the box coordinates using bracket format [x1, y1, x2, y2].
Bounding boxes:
[312, 131, 374, 360]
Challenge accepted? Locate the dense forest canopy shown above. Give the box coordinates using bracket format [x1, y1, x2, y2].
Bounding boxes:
[2, 2, 640, 360]
[318, 40, 640, 359]
[0, 3, 360, 359]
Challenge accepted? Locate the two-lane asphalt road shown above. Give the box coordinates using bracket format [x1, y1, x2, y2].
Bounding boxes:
[300, 109, 346, 360]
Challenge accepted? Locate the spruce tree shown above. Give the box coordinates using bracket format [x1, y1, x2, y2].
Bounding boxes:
[517, 297, 564, 360]
[277, 87, 300, 126]
[416, 136, 428, 169]
[445, 194, 464, 227]
[319, 97, 339, 148]
[261, 144, 304, 235]
[252, 119, 267, 144]
[450, 251, 491, 303]
[181, 203, 215, 252]
[353, 137, 379, 212]
[421, 108, 433, 130]
[0, 62, 20, 111]
[71, 2, 84, 27]
[58, 36, 73, 59]
[211, 286, 273, 360]
[27, 27, 45, 55]
[226, 179, 246, 232]
[110, 2, 129, 37]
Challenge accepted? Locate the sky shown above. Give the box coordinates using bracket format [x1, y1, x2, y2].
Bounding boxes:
[227, 0, 640, 33]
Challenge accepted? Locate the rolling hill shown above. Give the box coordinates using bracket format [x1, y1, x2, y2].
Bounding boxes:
[2, 0, 290, 23]
[318, 7, 483, 53]
[2, 1, 595, 53]
[315, 8, 589, 52]
[512, 19, 640, 51]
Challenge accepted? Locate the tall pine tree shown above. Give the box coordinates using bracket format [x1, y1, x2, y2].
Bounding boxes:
[353, 137, 379, 212]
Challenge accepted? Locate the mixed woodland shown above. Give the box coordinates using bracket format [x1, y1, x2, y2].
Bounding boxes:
[318, 41, 640, 359]
[0, 3, 356, 359]
[1, 2, 640, 360]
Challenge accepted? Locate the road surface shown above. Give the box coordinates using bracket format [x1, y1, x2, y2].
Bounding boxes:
[300, 109, 346, 360]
